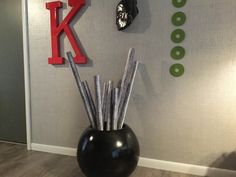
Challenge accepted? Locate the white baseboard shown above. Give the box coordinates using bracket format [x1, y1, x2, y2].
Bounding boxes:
[31, 143, 77, 156]
[138, 157, 236, 177]
[31, 143, 236, 177]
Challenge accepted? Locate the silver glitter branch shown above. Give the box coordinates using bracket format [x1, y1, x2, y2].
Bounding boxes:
[112, 88, 119, 130]
[105, 81, 112, 131]
[66, 52, 96, 128]
[82, 81, 96, 124]
[94, 75, 104, 131]
[118, 61, 139, 129]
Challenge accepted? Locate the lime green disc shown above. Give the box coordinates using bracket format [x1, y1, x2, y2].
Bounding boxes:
[172, 12, 186, 26]
[170, 63, 184, 77]
[171, 29, 185, 43]
[171, 46, 185, 60]
[172, 0, 187, 8]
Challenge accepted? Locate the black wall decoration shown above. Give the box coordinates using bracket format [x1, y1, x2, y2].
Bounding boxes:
[116, 0, 139, 31]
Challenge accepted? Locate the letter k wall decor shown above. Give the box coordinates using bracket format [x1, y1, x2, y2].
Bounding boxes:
[46, 0, 87, 65]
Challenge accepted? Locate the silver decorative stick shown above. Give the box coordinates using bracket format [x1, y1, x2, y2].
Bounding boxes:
[66, 52, 96, 128]
[118, 61, 139, 129]
[101, 82, 106, 106]
[112, 88, 119, 130]
[118, 48, 135, 118]
[94, 75, 104, 131]
[102, 82, 108, 119]
[119, 48, 135, 94]
[105, 81, 112, 131]
[82, 81, 96, 127]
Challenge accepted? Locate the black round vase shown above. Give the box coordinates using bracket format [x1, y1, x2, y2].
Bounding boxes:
[77, 124, 140, 177]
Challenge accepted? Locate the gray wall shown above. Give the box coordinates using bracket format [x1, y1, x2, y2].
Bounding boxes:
[28, 0, 236, 168]
[0, 0, 26, 143]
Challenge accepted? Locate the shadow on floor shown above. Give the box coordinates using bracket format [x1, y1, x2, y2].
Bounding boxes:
[205, 152, 236, 177]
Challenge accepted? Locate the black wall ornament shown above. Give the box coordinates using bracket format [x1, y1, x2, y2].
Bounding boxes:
[116, 0, 139, 31]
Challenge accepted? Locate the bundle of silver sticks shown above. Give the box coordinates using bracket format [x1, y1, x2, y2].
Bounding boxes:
[66, 48, 139, 131]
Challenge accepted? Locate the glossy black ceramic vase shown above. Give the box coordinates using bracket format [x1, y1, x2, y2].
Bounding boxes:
[77, 124, 140, 177]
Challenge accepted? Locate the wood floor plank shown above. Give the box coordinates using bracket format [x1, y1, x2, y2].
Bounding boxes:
[0, 142, 202, 177]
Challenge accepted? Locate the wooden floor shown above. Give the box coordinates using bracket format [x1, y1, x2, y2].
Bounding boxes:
[0, 142, 201, 177]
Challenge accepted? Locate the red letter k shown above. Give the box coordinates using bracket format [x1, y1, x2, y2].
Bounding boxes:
[46, 0, 86, 64]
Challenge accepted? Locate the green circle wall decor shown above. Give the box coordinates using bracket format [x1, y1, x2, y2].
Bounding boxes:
[172, 12, 186, 26]
[171, 29, 185, 43]
[172, 0, 187, 8]
[170, 0, 187, 77]
[169, 63, 184, 77]
[171, 46, 185, 60]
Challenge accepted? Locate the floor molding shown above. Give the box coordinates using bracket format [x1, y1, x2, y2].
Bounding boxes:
[138, 157, 236, 177]
[31, 143, 77, 156]
[31, 143, 236, 177]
